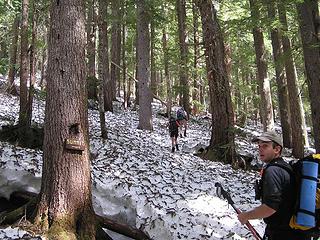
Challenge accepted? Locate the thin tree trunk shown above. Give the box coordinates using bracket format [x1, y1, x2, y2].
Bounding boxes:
[196, 0, 235, 165]
[249, 0, 274, 131]
[39, 48, 47, 90]
[137, 0, 152, 130]
[110, 0, 121, 100]
[176, 0, 190, 114]
[135, 30, 139, 106]
[150, 19, 157, 96]
[98, 0, 108, 139]
[7, 16, 19, 95]
[192, 0, 200, 114]
[122, 9, 127, 109]
[27, 2, 37, 127]
[33, 0, 96, 238]
[278, 2, 305, 157]
[19, 0, 29, 128]
[162, 26, 171, 117]
[296, 0, 320, 152]
[127, 36, 134, 108]
[266, 0, 292, 148]
[86, 0, 97, 100]
[101, 2, 112, 112]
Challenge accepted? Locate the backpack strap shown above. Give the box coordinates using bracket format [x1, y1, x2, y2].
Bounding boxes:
[264, 160, 294, 178]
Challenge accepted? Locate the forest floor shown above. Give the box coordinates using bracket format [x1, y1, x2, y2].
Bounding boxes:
[0, 77, 314, 240]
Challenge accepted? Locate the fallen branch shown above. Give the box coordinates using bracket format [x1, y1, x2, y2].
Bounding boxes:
[0, 198, 37, 225]
[96, 214, 150, 240]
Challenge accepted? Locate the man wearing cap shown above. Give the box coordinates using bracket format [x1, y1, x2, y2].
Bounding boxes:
[237, 131, 309, 240]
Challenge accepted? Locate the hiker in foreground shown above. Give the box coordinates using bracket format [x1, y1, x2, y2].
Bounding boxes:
[168, 116, 180, 153]
[237, 131, 310, 240]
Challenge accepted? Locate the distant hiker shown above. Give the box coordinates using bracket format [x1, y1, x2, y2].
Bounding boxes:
[237, 131, 311, 240]
[176, 107, 188, 137]
[168, 116, 180, 153]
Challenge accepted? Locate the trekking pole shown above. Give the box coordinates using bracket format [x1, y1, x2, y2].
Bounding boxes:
[215, 182, 262, 240]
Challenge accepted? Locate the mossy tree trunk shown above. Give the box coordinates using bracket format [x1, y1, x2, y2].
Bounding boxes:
[196, 0, 235, 165]
[33, 0, 96, 239]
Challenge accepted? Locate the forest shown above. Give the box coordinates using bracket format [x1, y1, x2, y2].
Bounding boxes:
[0, 0, 319, 239]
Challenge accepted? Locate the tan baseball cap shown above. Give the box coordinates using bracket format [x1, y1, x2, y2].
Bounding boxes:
[252, 130, 283, 148]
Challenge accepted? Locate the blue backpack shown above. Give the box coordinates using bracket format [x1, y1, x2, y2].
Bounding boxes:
[262, 155, 320, 233]
[176, 108, 186, 120]
[288, 154, 320, 232]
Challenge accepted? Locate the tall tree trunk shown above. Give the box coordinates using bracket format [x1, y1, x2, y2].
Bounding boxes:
[97, 0, 108, 139]
[27, 2, 37, 127]
[200, 81, 204, 106]
[39, 48, 47, 90]
[192, 0, 200, 114]
[150, 19, 157, 96]
[127, 36, 135, 108]
[86, 0, 97, 100]
[162, 26, 172, 117]
[19, 0, 29, 128]
[176, 0, 190, 114]
[137, 0, 152, 130]
[266, 0, 292, 148]
[135, 30, 139, 106]
[7, 16, 19, 95]
[278, 2, 305, 157]
[296, 0, 320, 152]
[33, 0, 96, 238]
[110, 0, 121, 99]
[122, 9, 127, 109]
[196, 0, 235, 165]
[249, 0, 274, 131]
[101, 2, 112, 112]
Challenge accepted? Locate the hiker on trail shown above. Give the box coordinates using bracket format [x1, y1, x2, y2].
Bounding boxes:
[237, 130, 310, 240]
[168, 116, 180, 153]
[176, 107, 188, 137]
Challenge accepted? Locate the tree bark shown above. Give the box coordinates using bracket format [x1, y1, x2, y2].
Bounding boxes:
[192, 0, 200, 114]
[110, 0, 121, 99]
[19, 0, 29, 128]
[86, 0, 97, 100]
[296, 0, 320, 153]
[122, 6, 127, 109]
[40, 48, 47, 90]
[27, 2, 37, 128]
[196, 0, 235, 165]
[176, 0, 190, 114]
[162, 26, 172, 118]
[278, 2, 305, 157]
[137, 0, 153, 130]
[150, 19, 157, 96]
[7, 16, 19, 95]
[249, 0, 274, 131]
[33, 0, 96, 238]
[98, 0, 108, 139]
[100, 2, 112, 113]
[266, 0, 292, 148]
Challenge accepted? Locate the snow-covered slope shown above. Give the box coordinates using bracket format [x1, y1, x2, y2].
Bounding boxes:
[0, 91, 266, 240]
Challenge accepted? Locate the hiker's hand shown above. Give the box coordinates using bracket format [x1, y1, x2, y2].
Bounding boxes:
[237, 212, 249, 225]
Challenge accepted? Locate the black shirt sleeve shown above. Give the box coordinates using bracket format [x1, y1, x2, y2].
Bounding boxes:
[262, 166, 286, 211]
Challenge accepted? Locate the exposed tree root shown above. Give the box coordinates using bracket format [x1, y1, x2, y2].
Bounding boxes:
[0, 191, 150, 240]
